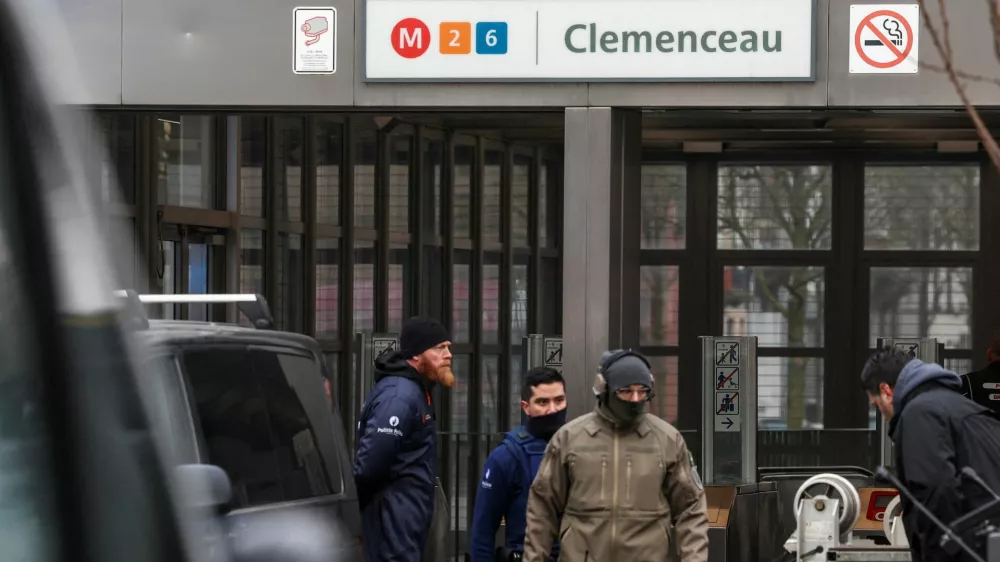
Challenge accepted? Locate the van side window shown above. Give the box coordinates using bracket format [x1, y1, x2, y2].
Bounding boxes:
[182, 347, 334, 508]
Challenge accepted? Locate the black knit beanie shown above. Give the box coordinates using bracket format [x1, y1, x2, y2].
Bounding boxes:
[399, 316, 450, 358]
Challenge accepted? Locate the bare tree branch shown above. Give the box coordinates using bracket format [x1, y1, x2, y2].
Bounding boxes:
[919, 61, 1000, 87]
[917, 0, 1000, 171]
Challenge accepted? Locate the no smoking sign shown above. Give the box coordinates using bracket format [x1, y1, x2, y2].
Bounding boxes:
[850, 4, 919, 74]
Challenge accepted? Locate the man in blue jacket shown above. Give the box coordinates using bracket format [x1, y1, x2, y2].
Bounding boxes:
[470, 366, 568, 562]
[354, 316, 455, 562]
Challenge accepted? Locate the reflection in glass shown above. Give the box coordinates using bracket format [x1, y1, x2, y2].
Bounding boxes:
[421, 138, 444, 237]
[640, 265, 679, 346]
[864, 165, 979, 251]
[276, 117, 304, 222]
[161, 241, 176, 319]
[869, 267, 972, 349]
[239, 230, 264, 327]
[240, 116, 266, 217]
[96, 114, 136, 204]
[512, 156, 531, 247]
[722, 265, 825, 347]
[482, 355, 500, 433]
[510, 352, 523, 429]
[157, 115, 216, 209]
[641, 165, 686, 249]
[483, 254, 501, 345]
[512, 257, 529, 342]
[483, 150, 502, 242]
[453, 145, 474, 239]
[316, 120, 342, 225]
[315, 238, 339, 338]
[277, 233, 304, 333]
[757, 357, 824, 429]
[647, 356, 679, 424]
[354, 130, 377, 230]
[389, 245, 410, 333]
[717, 165, 832, 250]
[389, 136, 411, 233]
[187, 243, 209, 321]
[450, 355, 471, 432]
[452, 250, 472, 343]
[353, 242, 376, 332]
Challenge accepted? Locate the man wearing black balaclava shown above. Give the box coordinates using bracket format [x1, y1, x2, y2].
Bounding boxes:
[470, 367, 568, 562]
[523, 349, 709, 562]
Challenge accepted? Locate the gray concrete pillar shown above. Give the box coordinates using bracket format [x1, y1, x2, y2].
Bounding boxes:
[561, 107, 642, 421]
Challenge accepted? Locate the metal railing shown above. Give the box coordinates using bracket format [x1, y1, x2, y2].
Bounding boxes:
[434, 429, 881, 560]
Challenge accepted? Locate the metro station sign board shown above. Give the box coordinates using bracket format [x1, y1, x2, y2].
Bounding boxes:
[363, 0, 817, 82]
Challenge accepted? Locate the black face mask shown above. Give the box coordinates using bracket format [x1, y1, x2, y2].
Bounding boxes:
[526, 408, 568, 440]
[607, 395, 646, 424]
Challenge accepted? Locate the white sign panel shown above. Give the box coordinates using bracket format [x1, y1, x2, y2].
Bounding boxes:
[364, 0, 816, 81]
[715, 341, 740, 367]
[714, 390, 741, 432]
[893, 341, 920, 358]
[294, 7, 337, 74]
[849, 4, 919, 74]
[543, 338, 563, 368]
[372, 337, 398, 358]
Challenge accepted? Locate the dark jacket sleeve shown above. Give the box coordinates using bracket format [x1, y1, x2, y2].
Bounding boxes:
[470, 446, 515, 562]
[352, 394, 417, 508]
[898, 405, 963, 559]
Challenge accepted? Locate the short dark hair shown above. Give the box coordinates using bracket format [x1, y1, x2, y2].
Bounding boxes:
[860, 346, 915, 394]
[521, 367, 565, 401]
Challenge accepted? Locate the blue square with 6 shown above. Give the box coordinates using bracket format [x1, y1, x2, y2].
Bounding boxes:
[475, 22, 508, 54]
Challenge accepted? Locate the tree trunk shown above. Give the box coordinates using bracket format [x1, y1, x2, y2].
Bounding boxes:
[785, 277, 808, 429]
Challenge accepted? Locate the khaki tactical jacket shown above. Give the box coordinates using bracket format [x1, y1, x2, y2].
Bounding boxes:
[523, 403, 709, 562]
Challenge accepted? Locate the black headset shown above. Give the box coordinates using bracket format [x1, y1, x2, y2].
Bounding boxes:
[593, 348, 654, 399]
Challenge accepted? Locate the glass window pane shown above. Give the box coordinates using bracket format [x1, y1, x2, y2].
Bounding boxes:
[187, 242, 209, 321]
[276, 233, 305, 333]
[421, 137, 444, 237]
[723, 265, 825, 348]
[453, 144, 474, 239]
[483, 253, 501, 345]
[97, 114, 136, 205]
[276, 117, 304, 223]
[423, 247, 444, 323]
[239, 229, 265, 288]
[316, 120, 342, 225]
[240, 116, 266, 217]
[354, 130, 377, 230]
[157, 115, 216, 209]
[450, 355, 471, 432]
[510, 350, 524, 429]
[648, 356, 679, 424]
[483, 149, 502, 243]
[482, 355, 500, 433]
[640, 265, 679, 346]
[316, 238, 339, 338]
[184, 349, 337, 507]
[758, 357, 824, 429]
[864, 165, 980, 251]
[389, 244, 410, 333]
[389, 136, 411, 233]
[452, 250, 472, 343]
[512, 256, 529, 342]
[869, 266, 972, 348]
[354, 242, 376, 332]
[945, 357, 973, 376]
[539, 258, 560, 335]
[641, 165, 686, 249]
[717, 165, 832, 250]
[540, 161, 559, 248]
[512, 155, 531, 247]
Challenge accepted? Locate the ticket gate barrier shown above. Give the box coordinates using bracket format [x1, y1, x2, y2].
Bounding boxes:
[347, 331, 399, 452]
[873, 337, 942, 469]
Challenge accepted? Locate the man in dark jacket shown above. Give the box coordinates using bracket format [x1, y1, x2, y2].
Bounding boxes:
[469, 366, 568, 562]
[354, 316, 455, 562]
[861, 347, 1000, 562]
[959, 331, 1000, 416]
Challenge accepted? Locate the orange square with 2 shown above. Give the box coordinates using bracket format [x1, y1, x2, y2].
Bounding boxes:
[439, 22, 471, 54]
